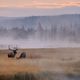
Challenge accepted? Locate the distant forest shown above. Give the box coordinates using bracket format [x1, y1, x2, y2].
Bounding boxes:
[0, 22, 80, 42]
[0, 14, 80, 42]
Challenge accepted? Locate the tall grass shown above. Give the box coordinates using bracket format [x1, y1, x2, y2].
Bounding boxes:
[0, 72, 49, 80]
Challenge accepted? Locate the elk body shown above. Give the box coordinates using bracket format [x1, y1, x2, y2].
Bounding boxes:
[17, 52, 26, 59]
[8, 52, 15, 58]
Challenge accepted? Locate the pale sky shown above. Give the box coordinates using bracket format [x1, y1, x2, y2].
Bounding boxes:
[0, 0, 80, 8]
[0, 0, 80, 17]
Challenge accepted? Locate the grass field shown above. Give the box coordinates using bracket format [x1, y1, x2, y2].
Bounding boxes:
[1, 48, 80, 80]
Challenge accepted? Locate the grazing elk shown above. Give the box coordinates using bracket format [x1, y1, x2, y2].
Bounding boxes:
[8, 47, 18, 58]
[17, 52, 26, 59]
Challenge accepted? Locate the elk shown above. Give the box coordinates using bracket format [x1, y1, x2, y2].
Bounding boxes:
[17, 52, 26, 59]
[8, 46, 18, 58]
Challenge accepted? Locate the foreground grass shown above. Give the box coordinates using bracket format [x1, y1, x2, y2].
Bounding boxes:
[0, 72, 54, 80]
[0, 73, 38, 80]
[1, 71, 80, 80]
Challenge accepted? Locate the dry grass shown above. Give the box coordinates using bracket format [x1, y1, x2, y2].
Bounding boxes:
[1, 48, 80, 79]
[0, 50, 40, 75]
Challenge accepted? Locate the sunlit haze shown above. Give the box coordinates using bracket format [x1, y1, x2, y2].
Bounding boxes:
[0, 0, 80, 8]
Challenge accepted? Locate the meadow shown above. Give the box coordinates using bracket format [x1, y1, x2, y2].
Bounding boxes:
[0, 48, 80, 80]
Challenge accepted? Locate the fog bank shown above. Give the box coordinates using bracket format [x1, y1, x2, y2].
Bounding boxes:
[0, 37, 80, 49]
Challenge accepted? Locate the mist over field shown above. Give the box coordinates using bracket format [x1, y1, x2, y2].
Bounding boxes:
[0, 14, 80, 48]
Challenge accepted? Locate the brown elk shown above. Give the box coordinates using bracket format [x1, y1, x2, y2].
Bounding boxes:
[17, 52, 26, 59]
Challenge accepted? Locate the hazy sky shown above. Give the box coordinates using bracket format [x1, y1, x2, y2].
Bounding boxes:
[0, 0, 80, 8]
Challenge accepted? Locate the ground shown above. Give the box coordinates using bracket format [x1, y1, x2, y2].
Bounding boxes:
[0, 48, 80, 80]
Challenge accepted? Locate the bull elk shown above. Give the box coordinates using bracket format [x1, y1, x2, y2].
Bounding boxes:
[8, 46, 18, 58]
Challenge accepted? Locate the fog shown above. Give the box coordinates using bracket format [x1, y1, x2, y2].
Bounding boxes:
[0, 37, 80, 49]
[0, 14, 80, 49]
